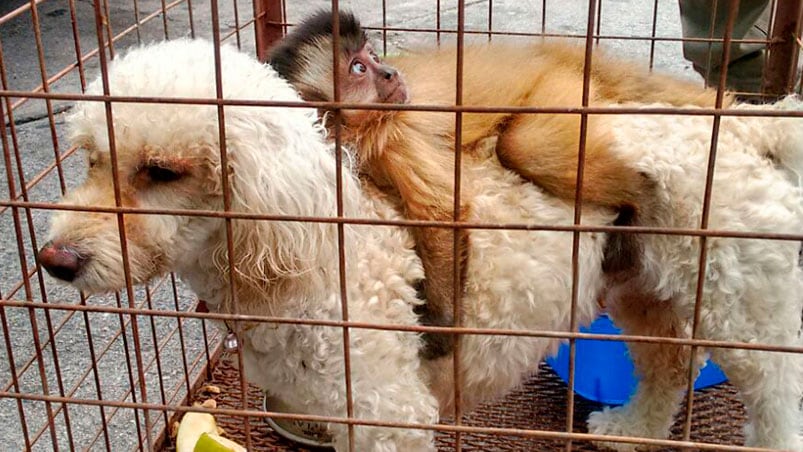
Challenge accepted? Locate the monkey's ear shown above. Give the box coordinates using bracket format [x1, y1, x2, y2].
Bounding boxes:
[267, 41, 302, 81]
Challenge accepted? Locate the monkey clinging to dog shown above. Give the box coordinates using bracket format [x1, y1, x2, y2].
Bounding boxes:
[268, 10, 730, 358]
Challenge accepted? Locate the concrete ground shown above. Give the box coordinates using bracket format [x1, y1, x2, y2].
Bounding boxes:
[0, 1, 703, 451]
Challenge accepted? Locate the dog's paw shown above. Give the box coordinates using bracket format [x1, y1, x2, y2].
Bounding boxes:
[746, 429, 803, 451]
[587, 406, 663, 452]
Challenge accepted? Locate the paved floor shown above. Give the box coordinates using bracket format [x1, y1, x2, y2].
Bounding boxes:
[0, 1, 703, 450]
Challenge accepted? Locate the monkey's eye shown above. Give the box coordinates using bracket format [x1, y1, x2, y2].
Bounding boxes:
[369, 52, 381, 63]
[146, 165, 183, 183]
[350, 60, 367, 75]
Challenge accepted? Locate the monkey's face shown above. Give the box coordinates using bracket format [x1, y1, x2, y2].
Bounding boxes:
[267, 11, 410, 125]
[339, 43, 409, 121]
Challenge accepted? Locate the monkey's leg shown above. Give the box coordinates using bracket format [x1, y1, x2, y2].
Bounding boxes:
[495, 113, 650, 211]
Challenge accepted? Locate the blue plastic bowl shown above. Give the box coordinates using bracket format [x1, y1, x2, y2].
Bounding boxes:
[545, 314, 728, 406]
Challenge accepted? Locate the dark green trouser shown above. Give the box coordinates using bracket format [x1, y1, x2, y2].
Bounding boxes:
[679, 0, 769, 93]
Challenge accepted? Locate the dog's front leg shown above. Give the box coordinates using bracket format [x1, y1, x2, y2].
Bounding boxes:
[330, 421, 436, 452]
[326, 382, 438, 451]
[328, 329, 439, 451]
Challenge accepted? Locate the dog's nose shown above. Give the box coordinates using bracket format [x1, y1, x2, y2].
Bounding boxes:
[37, 241, 84, 282]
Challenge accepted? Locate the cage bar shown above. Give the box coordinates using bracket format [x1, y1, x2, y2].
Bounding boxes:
[764, 0, 803, 96]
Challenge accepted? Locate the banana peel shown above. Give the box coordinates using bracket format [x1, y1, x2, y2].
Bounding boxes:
[175, 410, 218, 452]
[194, 432, 247, 452]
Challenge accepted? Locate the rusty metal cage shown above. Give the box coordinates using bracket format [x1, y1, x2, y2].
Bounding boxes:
[1, 0, 802, 451]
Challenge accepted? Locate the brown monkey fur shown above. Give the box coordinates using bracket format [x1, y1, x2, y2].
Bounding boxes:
[269, 11, 732, 358]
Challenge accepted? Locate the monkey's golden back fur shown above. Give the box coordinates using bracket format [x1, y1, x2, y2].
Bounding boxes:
[388, 41, 727, 148]
[390, 41, 725, 107]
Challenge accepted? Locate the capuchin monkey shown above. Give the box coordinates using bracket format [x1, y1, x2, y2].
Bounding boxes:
[268, 10, 730, 359]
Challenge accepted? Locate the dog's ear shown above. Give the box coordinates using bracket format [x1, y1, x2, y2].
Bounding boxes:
[66, 104, 100, 153]
[208, 119, 353, 291]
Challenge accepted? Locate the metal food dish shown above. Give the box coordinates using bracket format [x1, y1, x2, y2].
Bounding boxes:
[262, 393, 335, 449]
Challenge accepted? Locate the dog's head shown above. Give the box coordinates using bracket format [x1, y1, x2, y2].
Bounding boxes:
[38, 39, 346, 294]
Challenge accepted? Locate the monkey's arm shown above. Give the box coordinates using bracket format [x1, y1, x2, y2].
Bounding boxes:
[368, 133, 471, 358]
[410, 225, 469, 358]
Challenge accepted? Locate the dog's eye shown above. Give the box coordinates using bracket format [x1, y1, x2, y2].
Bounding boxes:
[87, 151, 99, 168]
[146, 165, 183, 183]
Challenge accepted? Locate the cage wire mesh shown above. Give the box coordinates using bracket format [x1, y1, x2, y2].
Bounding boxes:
[0, 0, 801, 451]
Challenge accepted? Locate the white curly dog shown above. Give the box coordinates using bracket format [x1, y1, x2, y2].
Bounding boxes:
[38, 39, 803, 451]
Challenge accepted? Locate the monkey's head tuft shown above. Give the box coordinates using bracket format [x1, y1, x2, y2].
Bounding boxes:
[268, 10, 367, 88]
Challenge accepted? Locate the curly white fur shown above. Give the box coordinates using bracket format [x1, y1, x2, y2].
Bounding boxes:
[45, 39, 803, 451]
[587, 99, 803, 450]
